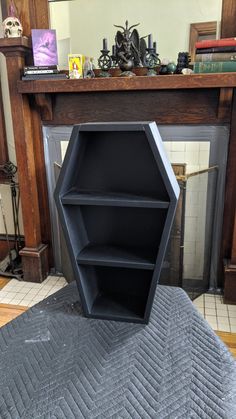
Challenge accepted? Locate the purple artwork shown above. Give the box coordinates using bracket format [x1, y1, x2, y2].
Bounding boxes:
[32, 29, 58, 66]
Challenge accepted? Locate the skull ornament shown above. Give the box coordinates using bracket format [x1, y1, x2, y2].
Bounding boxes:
[3, 17, 23, 38]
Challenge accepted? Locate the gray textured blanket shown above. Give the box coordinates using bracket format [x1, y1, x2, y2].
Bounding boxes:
[0, 282, 235, 418]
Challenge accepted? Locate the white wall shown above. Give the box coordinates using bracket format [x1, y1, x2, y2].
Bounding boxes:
[49, 2, 71, 68]
[50, 0, 222, 66]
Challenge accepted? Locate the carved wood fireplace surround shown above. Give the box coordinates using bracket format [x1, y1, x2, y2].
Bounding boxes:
[1, 0, 236, 301]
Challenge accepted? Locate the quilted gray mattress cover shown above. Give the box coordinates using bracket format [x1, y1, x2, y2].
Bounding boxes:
[0, 282, 236, 419]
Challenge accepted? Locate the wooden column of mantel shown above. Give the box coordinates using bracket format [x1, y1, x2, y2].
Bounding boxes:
[0, 38, 49, 282]
[223, 91, 236, 303]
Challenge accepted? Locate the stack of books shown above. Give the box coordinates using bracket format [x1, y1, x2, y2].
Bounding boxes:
[193, 37, 236, 73]
[22, 65, 68, 80]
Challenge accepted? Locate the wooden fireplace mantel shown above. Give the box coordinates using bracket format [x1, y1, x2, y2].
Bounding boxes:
[1, 0, 236, 290]
[17, 73, 236, 93]
[16, 73, 236, 288]
[1, 34, 236, 288]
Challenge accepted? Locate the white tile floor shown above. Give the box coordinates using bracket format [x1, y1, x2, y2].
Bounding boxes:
[193, 293, 236, 332]
[0, 275, 67, 307]
[1, 278, 236, 333]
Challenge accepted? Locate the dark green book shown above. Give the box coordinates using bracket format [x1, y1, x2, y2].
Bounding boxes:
[194, 61, 236, 73]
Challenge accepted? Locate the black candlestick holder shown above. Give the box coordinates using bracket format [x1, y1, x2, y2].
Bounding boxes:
[98, 48, 112, 77]
[144, 47, 161, 76]
[111, 45, 118, 67]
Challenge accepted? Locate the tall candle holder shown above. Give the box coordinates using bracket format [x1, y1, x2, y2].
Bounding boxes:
[144, 35, 161, 76]
[111, 45, 118, 67]
[98, 38, 112, 77]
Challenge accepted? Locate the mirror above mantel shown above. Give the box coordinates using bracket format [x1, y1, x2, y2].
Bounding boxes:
[49, 0, 222, 68]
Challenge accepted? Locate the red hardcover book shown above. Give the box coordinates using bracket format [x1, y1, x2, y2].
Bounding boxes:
[195, 37, 236, 49]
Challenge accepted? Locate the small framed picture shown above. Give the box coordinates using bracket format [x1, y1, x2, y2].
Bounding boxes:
[32, 29, 58, 66]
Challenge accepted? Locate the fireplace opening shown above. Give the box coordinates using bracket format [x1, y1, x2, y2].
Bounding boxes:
[160, 164, 218, 299]
[43, 125, 229, 297]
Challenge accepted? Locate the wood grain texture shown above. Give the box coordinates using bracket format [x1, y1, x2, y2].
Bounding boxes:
[40, 89, 226, 126]
[0, 85, 8, 165]
[0, 236, 16, 262]
[223, 261, 236, 304]
[222, 91, 236, 261]
[0, 277, 10, 289]
[17, 73, 236, 94]
[34, 93, 53, 121]
[221, 0, 236, 38]
[0, 42, 49, 282]
[231, 211, 236, 264]
[217, 87, 233, 119]
[19, 244, 49, 283]
[0, 303, 27, 327]
[31, 99, 52, 265]
[216, 331, 236, 358]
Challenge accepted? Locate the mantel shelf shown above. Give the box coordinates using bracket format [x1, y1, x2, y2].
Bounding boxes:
[17, 73, 236, 94]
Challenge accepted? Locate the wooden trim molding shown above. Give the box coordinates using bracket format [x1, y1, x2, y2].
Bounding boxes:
[189, 21, 217, 63]
[217, 87, 233, 119]
[221, 0, 236, 38]
[0, 83, 8, 165]
[17, 73, 236, 94]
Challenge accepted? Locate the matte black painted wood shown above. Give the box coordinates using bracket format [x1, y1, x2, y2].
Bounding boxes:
[77, 244, 155, 270]
[54, 122, 179, 323]
[61, 191, 170, 208]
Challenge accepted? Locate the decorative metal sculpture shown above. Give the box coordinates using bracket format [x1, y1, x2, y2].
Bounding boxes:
[114, 20, 147, 77]
[98, 38, 112, 77]
[111, 45, 118, 68]
[98, 21, 160, 77]
[144, 37, 161, 76]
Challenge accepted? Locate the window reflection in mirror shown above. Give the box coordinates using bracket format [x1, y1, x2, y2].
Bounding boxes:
[49, 0, 222, 68]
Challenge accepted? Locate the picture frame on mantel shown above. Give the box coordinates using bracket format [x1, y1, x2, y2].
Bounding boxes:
[189, 21, 217, 64]
[32, 29, 58, 66]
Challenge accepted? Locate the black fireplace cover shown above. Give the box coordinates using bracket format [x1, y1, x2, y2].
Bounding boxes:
[54, 122, 180, 323]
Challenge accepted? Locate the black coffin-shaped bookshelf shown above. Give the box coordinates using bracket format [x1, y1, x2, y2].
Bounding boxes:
[54, 122, 180, 323]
